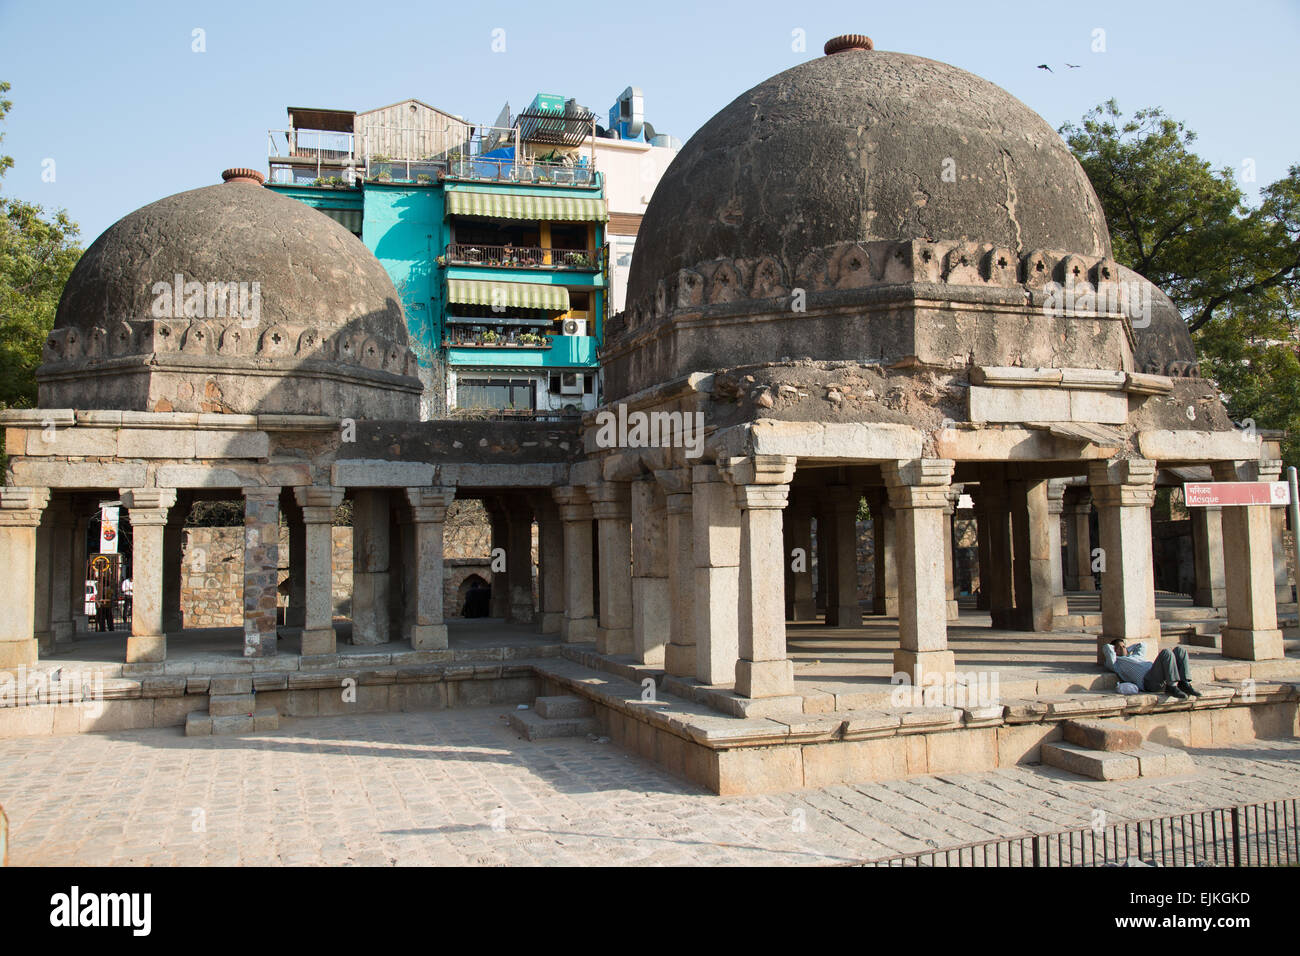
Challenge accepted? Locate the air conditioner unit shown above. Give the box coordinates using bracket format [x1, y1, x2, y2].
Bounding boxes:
[561, 319, 587, 337]
[559, 372, 584, 395]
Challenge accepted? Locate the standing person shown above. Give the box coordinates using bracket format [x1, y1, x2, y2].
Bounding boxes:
[96, 574, 115, 632]
[120, 575, 133, 624]
[1103, 639, 1203, 699]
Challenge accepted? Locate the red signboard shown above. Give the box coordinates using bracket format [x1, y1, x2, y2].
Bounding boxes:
[1184, 481, 1290, 507]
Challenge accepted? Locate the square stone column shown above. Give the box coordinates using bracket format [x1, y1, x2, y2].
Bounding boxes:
[120, 488, 177, 663]
[282, 496, 307, 628]
[630, 477, 669, 666]
[1009, 478, 1055, 631]
[404, 486, 456, 649]
[1190, 505, 1225, 608]
[943, 489, 959, 621]
[981, 482, 1015, 627]
[34, 514, 53, 653]
[589, 481, 633, 655]
[293, 486, 344, 656]
[970, 487, 992, 610]
[870, 490, 899, 616]
[504, 498, 536, 624]
[553, 485, 597, 642]
[1063, 489, 1096, 592]
[242, 487, 281, 658]
[1271, 508, 1291, 605]
[785, 498, 816, 621]
[726, 456, 797, 699]
[692, 463, 742, 685]
[351, 489, 392, 645]
[48, 505, 75, 645]
[162, 499, 187, 633]
[530, 495, 565, 635]
[828, 486, 862, 627]
[884, 460, 956, 683]
[0, 488, 50, 670]
[1047, 480, 1069, 616]
[656, 468, 697, 677]
[483, 497, 510, 619]
[1213, 460, 1284, 660]
[1088, 459, 1160, 662]
[815, 514, 829, 614]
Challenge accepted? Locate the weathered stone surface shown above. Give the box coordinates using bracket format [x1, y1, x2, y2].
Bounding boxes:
[1062, 718, 1144, 752]
[1042, 741, 1140, 780]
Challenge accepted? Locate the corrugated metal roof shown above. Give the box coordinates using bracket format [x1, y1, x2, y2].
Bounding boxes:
[446, 279, 570, 311]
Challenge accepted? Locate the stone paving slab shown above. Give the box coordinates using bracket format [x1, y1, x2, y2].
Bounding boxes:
[1, 707, 1298, 866]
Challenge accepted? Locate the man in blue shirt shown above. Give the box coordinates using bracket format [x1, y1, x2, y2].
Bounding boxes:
[1103, 639, 1203, 699]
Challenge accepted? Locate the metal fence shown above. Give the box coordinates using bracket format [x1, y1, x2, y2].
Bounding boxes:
[855, 798, 1300, 867]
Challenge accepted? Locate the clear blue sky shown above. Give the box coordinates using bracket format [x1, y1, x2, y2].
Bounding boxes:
[2, 0, 1297, 244]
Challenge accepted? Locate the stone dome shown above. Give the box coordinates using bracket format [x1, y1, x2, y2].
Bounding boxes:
[625, 43, 1113, 312]
[39, 170, 422, 418]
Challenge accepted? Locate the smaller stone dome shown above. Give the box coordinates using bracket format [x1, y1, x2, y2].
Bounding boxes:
[39, 171, 422, 418]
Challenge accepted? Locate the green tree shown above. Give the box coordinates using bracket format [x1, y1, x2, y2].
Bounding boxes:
[1062, 101, 1300, 465]
[0, 81, 83, 411]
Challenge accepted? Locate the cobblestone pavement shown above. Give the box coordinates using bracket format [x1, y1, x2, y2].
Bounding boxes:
[3, 707, 1299, 866]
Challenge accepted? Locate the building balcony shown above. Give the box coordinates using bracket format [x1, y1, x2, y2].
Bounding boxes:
[445, 244, 599, 272]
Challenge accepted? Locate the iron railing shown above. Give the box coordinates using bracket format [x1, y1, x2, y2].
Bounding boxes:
[446, 244, 599, 270]
[853, 798, 1300, 867]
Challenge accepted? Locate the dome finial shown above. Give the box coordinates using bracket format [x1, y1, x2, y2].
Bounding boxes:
[222, 167, 265, 185]
[824, 34, 873, 55]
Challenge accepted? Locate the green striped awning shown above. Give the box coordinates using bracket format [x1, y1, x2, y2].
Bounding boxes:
[446, 190, 608, 222]
[446, 279, 570, 312]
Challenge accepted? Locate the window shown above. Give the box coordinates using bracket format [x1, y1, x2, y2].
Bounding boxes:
[458, 378, 536, 410]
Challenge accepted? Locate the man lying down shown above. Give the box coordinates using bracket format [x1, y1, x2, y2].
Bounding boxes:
[1102, 639, 1204, 699]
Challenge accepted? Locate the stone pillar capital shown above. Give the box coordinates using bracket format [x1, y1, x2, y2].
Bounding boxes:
[0, 487, 50, 526]
[1087, 458, 1156, 490]
[404, 485, 455, 521]
[883, 459, 954, 510]
[120, 488, 177, 525]
[720, 454, 797, 487]
[653, 467, 692, 497]
[553, 485, 593, 522]
[588, 480, 631, 520]
[1047, 480, 1067, 514]
[734, 483, 790, 511]
[294, 486, 344, 524]
[1212, 458, 1283, 483]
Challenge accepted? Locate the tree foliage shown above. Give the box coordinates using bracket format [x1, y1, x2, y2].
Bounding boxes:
[1062, 100, 1300, 465]
[0, 81, 83, 411]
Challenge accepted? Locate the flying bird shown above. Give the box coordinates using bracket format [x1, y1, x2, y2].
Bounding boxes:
[1066, 63, 1081, 68]
[1037, 63, 1053, 72]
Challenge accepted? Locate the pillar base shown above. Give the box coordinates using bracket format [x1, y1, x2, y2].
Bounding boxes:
[126, 635, 166, 663]
[300, 627, 336, 657]
[1221, 626, 1284, 661]
[51, 621, 74, 645]
[831, 605, 861, 628]
[735, 658, 794, 699]
[243, 635, 277, 658]
[873, 598, 900, 617]
[597, 626, 633, 656]
[539, 612, 563, 635]
[1193, 587, 1225, 609]
[408, 623, 448, 650]
[664, 643, 696, 678]
[791, 599, 818, 621]
[0, 638, 38, 670]
[892, 648, 956, 684]
[1052, 596, 1069, 616]
[946, 600, 960, 621]
[284, 607, 306, 628]
[562, 616, 597, 643]
[508, 604, 536, 625]
[990, 609, 1015, 629]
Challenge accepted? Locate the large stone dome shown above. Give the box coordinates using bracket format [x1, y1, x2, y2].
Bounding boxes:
[39, 169, 422, 418]
[626, 42, 1112, 312]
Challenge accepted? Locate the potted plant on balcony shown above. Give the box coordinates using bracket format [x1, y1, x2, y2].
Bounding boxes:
[482, 330, 499, 344]
[563, 251, 590, 267]
[417, 173, 432, 184]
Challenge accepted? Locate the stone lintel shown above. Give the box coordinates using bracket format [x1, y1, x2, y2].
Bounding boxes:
[1137, 430, 1262, 462]
[331, 459, 437, 488]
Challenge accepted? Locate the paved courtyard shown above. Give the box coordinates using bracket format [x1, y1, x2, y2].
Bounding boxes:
[3, 707, 1299, 866]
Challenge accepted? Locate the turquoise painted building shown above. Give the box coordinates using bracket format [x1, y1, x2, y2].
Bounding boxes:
[266, 97, 607, 419]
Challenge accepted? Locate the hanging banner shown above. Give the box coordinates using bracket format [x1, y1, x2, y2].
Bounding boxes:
[99, 505, 119, 553]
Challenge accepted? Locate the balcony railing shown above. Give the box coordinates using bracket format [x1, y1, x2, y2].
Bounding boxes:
[446, 158, 598, 186]
[446, 244, 599, 271]
[268, 129, 356, 163]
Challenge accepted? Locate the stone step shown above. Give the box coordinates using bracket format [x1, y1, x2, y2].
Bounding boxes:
[185, 707, 279, 737]
[534, 695, 593, 720]
[1156, 607, 1225, 622]
[1042, 741, 1194, 781]
[507, 709, 597, 741]
[209, 693, 256, 717]
[1062, 718, 1143, 752]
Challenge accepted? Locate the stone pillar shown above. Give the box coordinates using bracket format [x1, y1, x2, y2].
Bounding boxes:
[693, 463, 742, 685]
[0, 488, 49, 669]
[242, 487, 280, 658]
[828, 486, 862, 627]
[162, 500, 187, 633]
[1190, 505, 1225, 608]
[656, 469, 696, 678]
[48, 505, 75, 645]
[1008, 478, 1055, 631]
[1271, 508, 1291, 605]
[351, 490, 392, 645]
[589, 481, 633, 656]
[971, 488, 992, 610]
[786, 498, 816, 620]
[404, 486, 455, 649]
[983, 482, 1015, 627]
[943, 489, 959, 621]
[120, 488, 176, 663]
[282, 496, 307, 628]
[33, 514, 53, 653]
[1047, 481, 1069, 616]
[814, 515, 828, 614]
[883, 460, 956, 683]
[1063, 490, 1096, 592]
[484, 497, 509, 619]
[727, 456, 798, 700]
[553, 486, 596, 642]
[871, 490, 899, 616]
[1214, 459, 1284, 660]
[630, 477, 669, 666]
[1088, 459, 1160, 663]
[503, 498, 536, 624]
[531, 495, 565, 635]
[293, 486, 343, 656]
